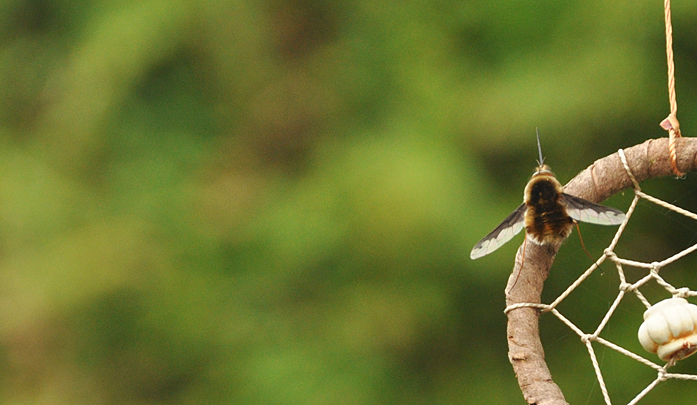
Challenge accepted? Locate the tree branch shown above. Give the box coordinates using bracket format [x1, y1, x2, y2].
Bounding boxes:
[505, 137, 697, 404]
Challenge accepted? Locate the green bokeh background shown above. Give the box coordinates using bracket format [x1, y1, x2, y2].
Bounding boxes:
[2, 0, 697, 404]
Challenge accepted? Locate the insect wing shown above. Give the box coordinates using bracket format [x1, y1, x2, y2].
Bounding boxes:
[561, 193, 626, 225]
[470, 203, 526, 259]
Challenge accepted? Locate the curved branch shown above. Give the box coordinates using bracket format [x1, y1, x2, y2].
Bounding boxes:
[505, 137, 697, 405]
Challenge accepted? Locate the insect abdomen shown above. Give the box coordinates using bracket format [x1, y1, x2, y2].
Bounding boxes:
[525, 176, 573, 245]
[526, 205, 573, 244]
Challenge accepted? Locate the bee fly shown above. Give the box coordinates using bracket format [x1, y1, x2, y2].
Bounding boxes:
[470, 131, 626, 260]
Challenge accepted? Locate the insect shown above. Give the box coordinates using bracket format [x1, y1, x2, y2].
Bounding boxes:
[470, 131, 626, 260]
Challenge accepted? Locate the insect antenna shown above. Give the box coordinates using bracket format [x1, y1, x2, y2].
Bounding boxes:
[536, 128, 545, 167]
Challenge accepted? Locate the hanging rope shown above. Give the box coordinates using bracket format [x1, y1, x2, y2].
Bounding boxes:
[660, 0, 684, 177]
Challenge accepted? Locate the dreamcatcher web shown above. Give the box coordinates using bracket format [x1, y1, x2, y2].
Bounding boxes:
[505, 148, 697, 405]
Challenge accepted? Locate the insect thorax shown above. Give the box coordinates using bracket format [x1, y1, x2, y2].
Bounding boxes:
[525, 174, 562, 206]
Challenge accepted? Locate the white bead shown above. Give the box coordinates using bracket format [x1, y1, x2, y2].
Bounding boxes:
[638, 298, 697, 361]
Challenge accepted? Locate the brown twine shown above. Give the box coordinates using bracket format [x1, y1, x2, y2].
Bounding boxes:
[661, 0, 684, 177]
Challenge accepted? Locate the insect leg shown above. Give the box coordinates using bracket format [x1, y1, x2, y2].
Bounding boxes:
[574, 220, 604, 276]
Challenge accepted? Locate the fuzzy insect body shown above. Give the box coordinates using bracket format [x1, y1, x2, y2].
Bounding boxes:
[523, 166, 573, 245]
[470, 134, 626, 260]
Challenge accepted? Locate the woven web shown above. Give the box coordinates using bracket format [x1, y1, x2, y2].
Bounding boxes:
[504, 149, 697, 405]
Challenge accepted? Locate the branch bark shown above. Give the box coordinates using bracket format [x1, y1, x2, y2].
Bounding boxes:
[505, 137, 697, 405]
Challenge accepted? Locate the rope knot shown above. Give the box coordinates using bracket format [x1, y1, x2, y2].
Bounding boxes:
[604, 249, 617, 260]
[675, 287, 690, 298]
[619, 282, 634, 292]
[657, 366, 670, 381]
[660, 114, 684, 177]
[581, 334, 597, 344]
[660, 114, 681, 136]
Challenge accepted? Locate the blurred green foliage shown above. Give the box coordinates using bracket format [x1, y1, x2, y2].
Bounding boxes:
[1, 0, 697, 404]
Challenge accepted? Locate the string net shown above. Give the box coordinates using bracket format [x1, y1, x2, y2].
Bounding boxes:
[505, 148, 697, 405]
